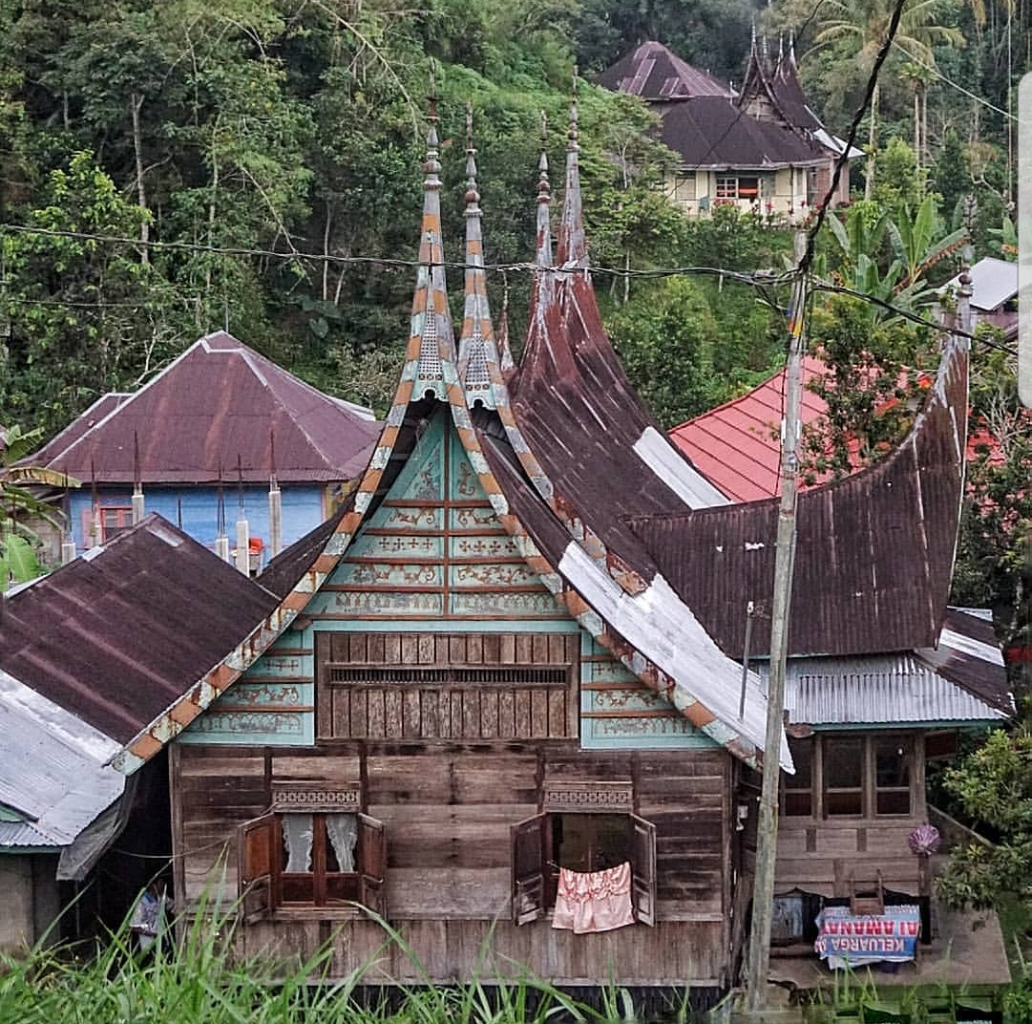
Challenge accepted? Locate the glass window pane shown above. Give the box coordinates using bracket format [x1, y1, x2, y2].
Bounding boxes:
[876, 738, 910, 788]
[826, 790, 863, 816]
[876, 790, 911, 815]
[785, 739, 813, 789]
[824, 737, 863, 789]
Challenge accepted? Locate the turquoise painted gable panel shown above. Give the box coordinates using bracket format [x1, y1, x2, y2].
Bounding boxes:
[179, 408, 714, 751]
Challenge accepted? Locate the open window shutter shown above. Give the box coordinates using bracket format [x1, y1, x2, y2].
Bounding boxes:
[630, 813, 657, 927]
[357, 813, 387, 917]
[238, 812, 275, 922]
[511, 813, 547, 926]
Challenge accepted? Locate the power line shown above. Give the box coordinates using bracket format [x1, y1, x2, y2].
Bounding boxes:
[814, 279, 1019, 355]
[800, 0, 909, 275]
[0, 222, 1013, 355]
[892, 41, 1028, 126]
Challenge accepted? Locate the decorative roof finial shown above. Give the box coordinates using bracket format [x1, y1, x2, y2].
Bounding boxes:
[789, 32, 797, 67]
[412, 62, 456, 400]
[535, 110, 553, 269]
[778, 32, 784, 68]
[465, 101, 478, 202]
[457, 101, 505, 409]
[556, 67, 586, 267]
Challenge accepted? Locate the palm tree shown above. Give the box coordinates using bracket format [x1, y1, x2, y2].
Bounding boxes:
[1, 424, 79, 587]
[815, 0, 964, 198]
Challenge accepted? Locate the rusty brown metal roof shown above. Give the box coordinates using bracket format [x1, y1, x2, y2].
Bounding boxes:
[36, 333, 380, 485]
[597, 41, 733, 100]
[0, 514, 279, 744]
[659, 96, 825, 170]
[626, 336, 970, 659]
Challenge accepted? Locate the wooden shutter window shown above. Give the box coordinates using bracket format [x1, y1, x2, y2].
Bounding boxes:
[630, 813, 657, 927]
[357, 813, 387, 917]
[238, 812, 276, 922]
[511, 813, 547, 926]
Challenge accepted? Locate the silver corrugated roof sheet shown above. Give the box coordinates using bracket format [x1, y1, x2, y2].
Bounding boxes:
[942, 257, 1017, 313]
[753, 653, 1008, 726]
[0, 820, 58, 848]
[0, 668, 125, 848]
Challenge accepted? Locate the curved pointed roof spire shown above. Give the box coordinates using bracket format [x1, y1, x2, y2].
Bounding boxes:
[413, 65, 456, 400]
[457, 102, 505, 410]
[535, 110, 553, 269]
[556, 70, 587, 269]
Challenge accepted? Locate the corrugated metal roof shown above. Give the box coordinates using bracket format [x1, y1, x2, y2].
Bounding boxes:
[35, 333, 380, 484]
[597, 42, 733, 100]
[669, 359, 1002, 503]
[629, 334, 969, 659]
[669, 357, 830, 501]
[943, 257, 1017, 313]
[0, 820, 59, 848]
[750, 653, 1008, 726]
[0, 668, 125, 847]
[0, 515, 279, 745]
[916, 607, 1013, 715]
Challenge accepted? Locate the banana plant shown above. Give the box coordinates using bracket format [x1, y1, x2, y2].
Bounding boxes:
[887, 194, 968, 287]
[1, 424, 81, 588]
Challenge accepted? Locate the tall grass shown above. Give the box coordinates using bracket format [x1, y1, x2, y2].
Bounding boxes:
[0, 889, 702, 1024]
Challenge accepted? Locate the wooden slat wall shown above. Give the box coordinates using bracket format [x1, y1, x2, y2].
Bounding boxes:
[172, 740, 733, 985]
[237, 917, 727, 987]
[317, 633, 579, 742]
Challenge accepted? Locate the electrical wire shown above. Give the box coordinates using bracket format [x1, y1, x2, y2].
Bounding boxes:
[892, 41, 1029, 126]
[813, 279, 1018, 355]
[800, 0, 908, 275]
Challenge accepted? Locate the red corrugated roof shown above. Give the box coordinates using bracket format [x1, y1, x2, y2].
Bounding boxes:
[670, 358, 1006, 502]
[36, 333, 380, 485]
[669, 357, 829, 501]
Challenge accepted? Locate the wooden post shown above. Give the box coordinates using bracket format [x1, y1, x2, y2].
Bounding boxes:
[744, 229, 809, 1013]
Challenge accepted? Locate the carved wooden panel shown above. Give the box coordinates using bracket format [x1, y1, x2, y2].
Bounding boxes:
[317, 632, 579, 741]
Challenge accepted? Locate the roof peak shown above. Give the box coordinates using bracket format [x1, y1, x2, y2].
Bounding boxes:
[556, 73, 587, 268]
[457, 103, 507, 410]
[412, 72, 456, 401]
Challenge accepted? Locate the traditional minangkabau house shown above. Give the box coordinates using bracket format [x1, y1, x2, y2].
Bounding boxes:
[89, 96, 1012, 1009]
[599, 37, 861, 223]
[27, 333, 379, 570]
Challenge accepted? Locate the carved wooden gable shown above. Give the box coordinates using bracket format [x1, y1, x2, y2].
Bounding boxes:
[179, 409, 715, 750]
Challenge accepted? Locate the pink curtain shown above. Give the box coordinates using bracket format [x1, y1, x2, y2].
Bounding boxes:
[552, 862, 635, 934]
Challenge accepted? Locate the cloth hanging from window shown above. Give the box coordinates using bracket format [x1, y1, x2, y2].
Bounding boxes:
[552, 861, 635, 934]
[325, 813, 358, 872]
[282, 813, 313, 873]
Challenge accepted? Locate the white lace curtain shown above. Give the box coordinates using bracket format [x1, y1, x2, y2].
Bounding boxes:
[282, 813, 313, 872]
[326, 814, 358, 872]
[281, 813, 357, 873]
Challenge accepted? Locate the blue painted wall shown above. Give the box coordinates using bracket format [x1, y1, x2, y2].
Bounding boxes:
[69, 485, 327, 567]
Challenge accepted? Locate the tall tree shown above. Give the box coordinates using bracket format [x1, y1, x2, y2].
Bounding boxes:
[814, 0, 963, 198]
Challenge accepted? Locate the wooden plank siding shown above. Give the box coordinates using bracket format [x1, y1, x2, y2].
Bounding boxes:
[171, 740, 734, 986]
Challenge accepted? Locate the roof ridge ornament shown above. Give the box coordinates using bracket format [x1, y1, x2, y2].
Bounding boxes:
[457, 102, 504, 410]
[414, 62, 455, 399]
[535, 109, 553, 269]
[556, 68, 587, 269]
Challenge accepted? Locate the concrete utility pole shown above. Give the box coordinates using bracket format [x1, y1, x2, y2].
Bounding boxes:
[744, 228, 809, 1014]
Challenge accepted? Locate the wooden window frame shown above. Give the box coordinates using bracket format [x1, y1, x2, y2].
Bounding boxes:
[511, 810, 656, 928]
[93, 505, 134, 542]
[239, 808, 386, 921]
[671, 172, 697, 203]
[779, 733, 919, 822]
